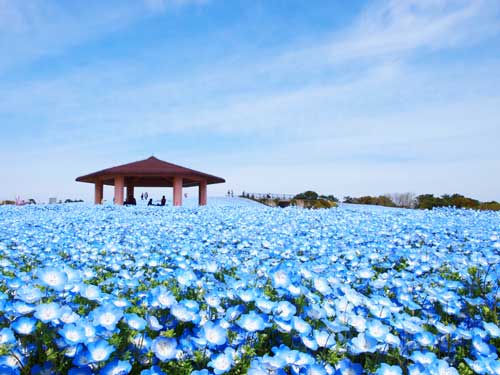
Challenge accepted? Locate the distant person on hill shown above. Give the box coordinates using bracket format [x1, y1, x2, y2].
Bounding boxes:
[161, 196, 166, 206]
[124, 196, 137, 206]
[147, 198, 153, 206]
[145, 192, 149, 200]
[141, 193, 144, 200]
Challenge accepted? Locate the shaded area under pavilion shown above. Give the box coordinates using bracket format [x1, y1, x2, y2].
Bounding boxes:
[76, 156, 225, 206]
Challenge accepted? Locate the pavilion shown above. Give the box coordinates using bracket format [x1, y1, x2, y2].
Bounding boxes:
[76, 156, 225, 206]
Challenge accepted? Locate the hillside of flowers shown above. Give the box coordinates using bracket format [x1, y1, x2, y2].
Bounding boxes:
[0, 202, 499, 375]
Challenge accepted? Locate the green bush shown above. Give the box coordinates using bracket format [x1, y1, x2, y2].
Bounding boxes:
[294, 191, 319, 200]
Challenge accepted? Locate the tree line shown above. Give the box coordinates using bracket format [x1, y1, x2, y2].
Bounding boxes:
[343, 193, 500, 211]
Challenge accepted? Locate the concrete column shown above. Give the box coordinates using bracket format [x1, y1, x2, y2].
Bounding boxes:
[126, 184, 134, 201]
[198, 180, 207, 206]
[173, 176, 183, 206]
[94, 181, 103, 205]
[114, 176, 124, 205]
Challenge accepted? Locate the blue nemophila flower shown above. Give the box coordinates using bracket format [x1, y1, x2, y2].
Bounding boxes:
[37, 267, 68, 291]
[255, 298, 276, 314]
[91, 304, 123, 330]
[237, 311, 269, 332]
[101, 359, 132, 375]
[375, 364, 402, 375]
[0, 328, 15, 345]
[300, 334, 317, 351]
[357, 267, 375, 279]
[348, 333, 377, 354]
[15, 285, 42, 304]
[472, 335, 494, 356]
[292, 317, 312, 335]
[238, 289, 257, 303]
[171, 301, 199, 323]
[208, 348, 235, 375]
[68, 366, 92, 375]
[79, 284, 101, 301]
[59, 323, 87, 346]
[271, 267, 292, 289]
[175, 269, 197, 287]
[140, 366, 166, 375]
[151, 337, 178, 361]
[34, 302, 62, 323]
[366, 319, 390, 342]
[314, 330, 336, 348]
[428, 359, 459, 375]
[0, 365, 18, 375]
[200, 321, 227, 346]
[31, 361, 55, 375]
[0, 352, 24, 370]
[11, 317, 36, 335]
[271, 345, 299, 366]
[300, 363, 327, 375]
[335, 358, 362, 375]
[12, 301, 36, 315]
[147, 315, 163, 331]
[274, 301, 296, 320]
[410, 351, 437, 366]
[124, 313, 147, 331]
[7, 278, 23, 290]
[415, 331, 436, 347]
[484, 322, 500, 338]
[275, 317, 293, 333]
[192, 370, 212, 375]
[347, 314, 367, 332]
[59, 306, 80, 324]
[312, 277, 332, 295]
[225, 305, 245, 321]
[149, 286, 176, 309]
[87, 339, 115, 362]
[205, 294, 222, 309]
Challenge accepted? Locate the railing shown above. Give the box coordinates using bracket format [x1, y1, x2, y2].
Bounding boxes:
[241, 193, 295, 200]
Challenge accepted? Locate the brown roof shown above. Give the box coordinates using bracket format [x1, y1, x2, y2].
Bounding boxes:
[76, 156, 225, 187]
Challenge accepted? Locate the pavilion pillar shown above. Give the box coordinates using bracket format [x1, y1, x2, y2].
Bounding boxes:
[126, 184, 134, 201]
[198, 180, 207, 206]
[94, 181, 103, 205]
[173, 176, 183, 206]
[114, 176, 124, 205]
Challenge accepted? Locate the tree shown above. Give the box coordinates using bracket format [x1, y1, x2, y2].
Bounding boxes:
[294, 191, 319, 200]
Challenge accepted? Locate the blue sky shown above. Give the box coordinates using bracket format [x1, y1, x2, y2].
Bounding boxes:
[1, 0, 500, 203]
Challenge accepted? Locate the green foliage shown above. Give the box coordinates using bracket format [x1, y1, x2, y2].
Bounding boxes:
[343, 195, 396, 207]
[415, 193, 500, 211]
[294, 191, 319, 200]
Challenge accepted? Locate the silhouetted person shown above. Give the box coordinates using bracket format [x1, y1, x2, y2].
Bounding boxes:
[141, 193, 144, 200]
[161, 196, 166, 206]
[148, 198, 153, 206]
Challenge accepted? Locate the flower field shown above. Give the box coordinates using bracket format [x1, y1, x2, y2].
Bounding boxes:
[0, 202, 499, 375]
